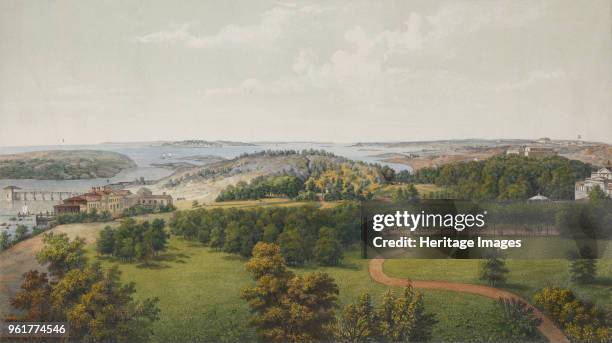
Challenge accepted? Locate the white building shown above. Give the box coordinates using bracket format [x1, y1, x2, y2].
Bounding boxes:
[575, 167, 612, 199]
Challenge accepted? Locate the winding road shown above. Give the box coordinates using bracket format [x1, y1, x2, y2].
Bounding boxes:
[368, 258, 569, 343]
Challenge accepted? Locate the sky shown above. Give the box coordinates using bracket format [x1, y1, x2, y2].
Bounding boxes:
[0, 0, 611, 146]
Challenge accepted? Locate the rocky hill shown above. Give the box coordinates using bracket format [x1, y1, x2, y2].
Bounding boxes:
[140, 151, 384, 202]
[0, 150, 136, 180]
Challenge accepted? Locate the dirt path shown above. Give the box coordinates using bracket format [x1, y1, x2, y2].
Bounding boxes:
[368, 258, 569, 343]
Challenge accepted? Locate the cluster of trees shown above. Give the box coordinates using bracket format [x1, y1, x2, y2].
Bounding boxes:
[305, 159, 382, 201]
[213, 150, 389, 202]
[391, 184, 419, 201]
[170, 204, 359, 266]
[56, 208, 112, 224]
[121, 203, 176, 217]
[216, 175, 304, 201]
[555, 199, 612, 239]
[394, 155, 593, 200]
[534, 287, 611, 342]
[241, 242, 437, 342]
[6, 232, 160, 342]
[97, 218, 168, 264]
[0, 225, 30, 251]
[336, 288, 437, 342]
[236, 148, 340, 159]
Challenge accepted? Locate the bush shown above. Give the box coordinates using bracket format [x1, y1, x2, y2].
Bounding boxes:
[494, 298, 542, 340]
[534, 287, 611, 342]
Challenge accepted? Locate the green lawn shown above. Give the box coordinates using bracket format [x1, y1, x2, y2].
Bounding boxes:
[88, 238, 530, 342]
[384, 258, 612, 310]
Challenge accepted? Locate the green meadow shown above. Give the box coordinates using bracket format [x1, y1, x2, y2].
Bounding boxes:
[384, 258, 612, 311]
[88, 238, 534, 342]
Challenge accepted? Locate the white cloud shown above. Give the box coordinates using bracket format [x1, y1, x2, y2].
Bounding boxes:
[136, 4, 325, 48]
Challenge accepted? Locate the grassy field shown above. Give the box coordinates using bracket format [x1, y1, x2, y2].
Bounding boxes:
[88, 238, 540, 342]
[384, 258, 612, 310]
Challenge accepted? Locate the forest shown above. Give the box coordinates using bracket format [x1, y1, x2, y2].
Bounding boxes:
[170, 203, 360, 266]
[394, 155, 593, 200]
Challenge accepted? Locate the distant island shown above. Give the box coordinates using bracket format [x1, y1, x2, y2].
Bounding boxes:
[160, 140, 256, 147]
[0, 150, 136, 180]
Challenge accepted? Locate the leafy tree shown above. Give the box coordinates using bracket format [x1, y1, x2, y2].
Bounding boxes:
[262, 223, 280, 243]
[13, 225, 28, 242]
[0, 230, 11, 250]
[6, 270, 52, 322]
[392, 184, 419, 201]
[36, 232, 87, 279]
[278, 227, 306, 266]
[378, 287, 436, 342]
[589, 184, 608, 200]
[8, 236, 160, 342]
[96, 226, 115, 255]
[314, 226, 343, 266]
[241, 243, 339, 342]
[480, 249, 509, 286]
[495, 298, 542, 340]
[568, 247, 597, 284]
[335, 293, 379, 342]
[63, 265, 160, 342]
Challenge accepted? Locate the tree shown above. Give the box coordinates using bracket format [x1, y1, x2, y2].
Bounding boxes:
[568, 247, 597, 284]
[284, 272, 339, 341]
[6, 270, 52, 322]
[36, 232, 87, 279]
[13, 225, 28, 242]
[335, 293, 379, 342]
[480, 249, 509, 286]
[589, 184, 608, 201]
[392, 184, 419, 201]
[96, 226, 115, 255]
[63, 265, 160, 342]
[149, 219, 168, 254]
[241, 243, 340, 342]
[278, 227, 306, 266]
[0, 231, 10, 250]
[262, 223, 280, 243]
[378, 287, 436, 342]
[314, 226, 343, 266]
[495, 298, 542, 340]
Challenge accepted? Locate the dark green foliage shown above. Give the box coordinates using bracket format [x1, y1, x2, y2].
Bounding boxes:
[396, 155, 592, 200]
[494, 298, 542, 341]
[170, 203, 360, 265]
[96, 226, 115, 255]
[56, 209, 112, 225]
[216, 175, 304, 201]
[392, 184, 419, 201]
[0, 231, 10, 251]
[122, 203, 176, 217]
[13, 225, 29, 242]
[555, 200, 612, 239]
[589, 185, 609, 200]
[480, 249, 509, 286]
[313, 226, 343, 266]
[95, 219, 169, 263]
[568, 247, 597, 284]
